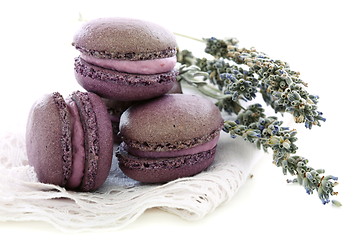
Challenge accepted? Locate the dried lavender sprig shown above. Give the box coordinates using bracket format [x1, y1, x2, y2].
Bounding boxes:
[176, 37, 339, 205]
[176, 49, 197, 67]
[196, 58, 259, 102]
[222, 104, 339, 205]
[178, 45, 324, 129]
[176, 53, 259, 114]
[203, 37, 326, 129]
[195, 57, 232, 89]
[177, 65, 226, 100]
[177, 64, 244, 115]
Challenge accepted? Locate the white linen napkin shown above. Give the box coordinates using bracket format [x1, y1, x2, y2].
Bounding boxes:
[0, 129, 262, 232]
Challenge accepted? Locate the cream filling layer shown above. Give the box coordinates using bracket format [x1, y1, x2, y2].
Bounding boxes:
[127, 135, 220, 158]
[66, 99, 85, 189]
[80, 54, 177, 75]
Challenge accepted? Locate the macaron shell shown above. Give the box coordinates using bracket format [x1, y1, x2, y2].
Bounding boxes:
[73, 17, 177, 60]
[116, 144, 217, 183]
[26, 93, 72, 186]
[74, 57, 178, 101]
[102, 80, 182, 144]
[120, 94, 224, 151]
[85, 92, 113, 190]
[70, 91, 113, 191]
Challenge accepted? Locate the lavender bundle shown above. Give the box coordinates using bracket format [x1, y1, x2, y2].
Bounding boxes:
[177, 37, 340, 206]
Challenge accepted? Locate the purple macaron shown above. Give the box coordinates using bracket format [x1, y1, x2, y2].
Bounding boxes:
[116, 94, 224, 183]
[26, 91, 113, 191]
[103, 80, 183, 143]
[72, 17, 178, 101]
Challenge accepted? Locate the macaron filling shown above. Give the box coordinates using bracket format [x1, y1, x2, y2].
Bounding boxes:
[80, 54, 176, 75]
[65, 99, 86, 189]
[126, 135, 220, 158]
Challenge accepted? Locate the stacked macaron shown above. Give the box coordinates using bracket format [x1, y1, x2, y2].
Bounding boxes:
[72, 17, 182, 140]
[72, 17, 179, 101]
[25, 17, 223, 191]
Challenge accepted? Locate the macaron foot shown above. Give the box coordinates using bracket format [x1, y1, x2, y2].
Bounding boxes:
[116, 144, 217, 183]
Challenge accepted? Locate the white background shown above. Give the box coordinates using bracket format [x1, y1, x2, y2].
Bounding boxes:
[0, 0, 359, 239]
